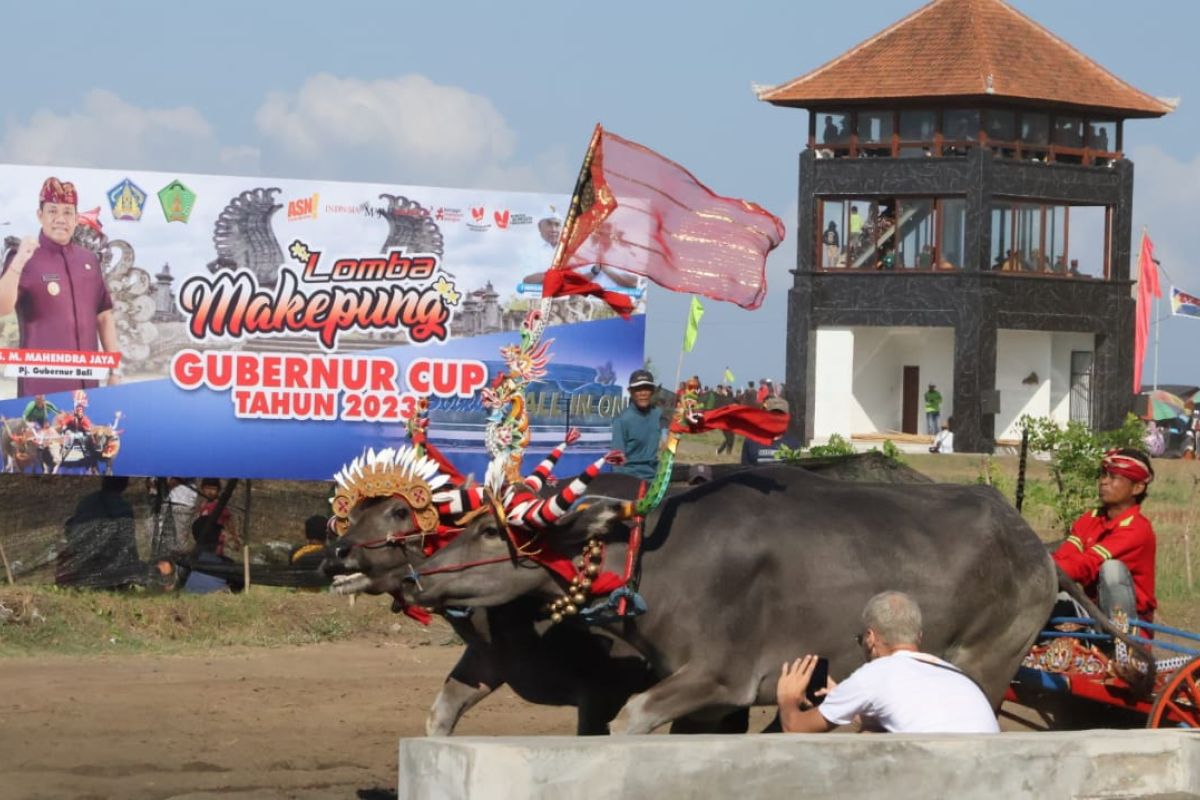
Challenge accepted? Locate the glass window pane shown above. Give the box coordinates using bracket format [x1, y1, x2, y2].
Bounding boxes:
[1014, 203, 1043, 271]
[1086, 120, 1116, 151]
[990, 204, 1013, 271]
[899, 110, 936, 141]
[819, 199, 846, 268]
[986, 110, 1015, 141]
[816, 112, 851, 145]
[1054, 117, 1085, 148]
[1067, 206, 1108, 279]
[1047, 206, 1067, 273]
[1021, 113, 1049, 145]
[858, 111, 894, 143]
[944, 110, 980, 141]
[896, 199, 935, 269]
[939, 199, 966, 270]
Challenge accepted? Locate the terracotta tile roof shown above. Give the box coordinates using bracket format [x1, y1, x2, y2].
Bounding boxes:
[758, 0, 1173, 118]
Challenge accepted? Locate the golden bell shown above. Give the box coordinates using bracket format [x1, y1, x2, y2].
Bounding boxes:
[564, 604, 577, 615]
[585, 564, 600, 576]
[580, 578, 592, 589]
[572, 592, 586, 604]
[551, 612, 563, 624]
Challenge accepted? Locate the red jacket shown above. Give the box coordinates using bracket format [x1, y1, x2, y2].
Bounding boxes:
[1053, 505, 1157, 620]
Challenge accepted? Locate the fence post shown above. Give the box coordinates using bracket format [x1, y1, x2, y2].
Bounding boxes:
[242, 480, 252, 593]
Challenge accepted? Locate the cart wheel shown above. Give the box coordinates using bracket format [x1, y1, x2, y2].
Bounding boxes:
[1147, 656, 1200, 728]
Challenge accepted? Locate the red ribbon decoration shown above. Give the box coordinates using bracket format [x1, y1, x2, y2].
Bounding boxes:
[670, 404, 789, 446]
[77, 207, 103, 234]
[541, 267, 634, 319]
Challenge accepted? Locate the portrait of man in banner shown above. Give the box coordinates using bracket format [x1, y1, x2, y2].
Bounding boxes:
[520, 211, 646, 320]
[0, 177, 122, 397]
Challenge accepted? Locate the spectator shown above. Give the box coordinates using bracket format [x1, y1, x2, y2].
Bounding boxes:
[822, 222, 840, 268]
[151, 477, 199, 565]
[756, 379, 771, 406]
[929, 417, 954, 454]
[714, 385, 737, 456]
[776, 591, 999, 733]
[740, 381, 758, 407]
[196, 478, 240, 557]
[21, 394, 60, 429]
[848, 206, 863, 257]
[611, 369, 664, 481]
[742, 397, 803, 465]
[290, 515, 330, 570]
[924, 384, 942, 435]
[56, 476, 145, 589]
[1052, 449, 1157, 625]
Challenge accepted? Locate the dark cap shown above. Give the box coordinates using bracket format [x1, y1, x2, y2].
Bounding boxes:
[686, 464, 713, 485]
[628, 369, 656, 390]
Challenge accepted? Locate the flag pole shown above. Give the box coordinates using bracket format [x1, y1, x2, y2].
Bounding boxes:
[547, 123, 604, 275]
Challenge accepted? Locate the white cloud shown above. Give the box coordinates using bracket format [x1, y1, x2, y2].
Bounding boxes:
[0, 90, 250, 174]
[254, 73, 565, 190]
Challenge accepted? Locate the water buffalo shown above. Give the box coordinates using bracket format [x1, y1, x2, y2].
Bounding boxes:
[408, 465, 1061, 734]
[321, 473, 668, 736]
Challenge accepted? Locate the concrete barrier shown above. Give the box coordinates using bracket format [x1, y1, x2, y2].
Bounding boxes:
[398, 730, 1200, 800]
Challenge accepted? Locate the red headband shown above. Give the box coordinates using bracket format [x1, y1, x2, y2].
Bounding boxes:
[1101, 449, 1152, 485]
[40, 177, 78, 206]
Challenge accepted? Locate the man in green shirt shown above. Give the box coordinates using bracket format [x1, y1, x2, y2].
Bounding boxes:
[22, 394, 60, 428]
[924, 384, 943, 436]
[610, 369, 664, 481]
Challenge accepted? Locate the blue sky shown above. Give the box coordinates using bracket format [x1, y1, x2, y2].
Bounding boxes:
[2, 0, 1195, 388]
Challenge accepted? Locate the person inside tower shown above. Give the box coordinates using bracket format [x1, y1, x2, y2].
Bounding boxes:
[1052, 449, 1157, 631]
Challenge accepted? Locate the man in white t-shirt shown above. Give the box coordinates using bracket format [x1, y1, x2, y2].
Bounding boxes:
[776, 591, 999, 734]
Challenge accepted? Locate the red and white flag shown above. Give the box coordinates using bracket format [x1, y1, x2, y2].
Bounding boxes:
[1134, 232, 1161, 392]
[543, 126, 786, 314]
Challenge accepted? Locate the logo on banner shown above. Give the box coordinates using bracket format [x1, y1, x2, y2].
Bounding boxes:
[158, 180, 196, 223]
[435, 207, 462, 223]
[288, 193, 320, 221]
[106, 178, 147, 221]
[176, 238, 460, 350]
[467, 206, 490, 232]
[493, 210, 510, 229]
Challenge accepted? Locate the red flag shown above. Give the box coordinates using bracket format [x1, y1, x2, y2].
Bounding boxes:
[1134, 233, 1162, 392]
[544, 126, 785, 312]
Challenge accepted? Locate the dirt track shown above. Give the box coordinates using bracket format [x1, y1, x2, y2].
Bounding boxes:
[0, 641, 577, 800]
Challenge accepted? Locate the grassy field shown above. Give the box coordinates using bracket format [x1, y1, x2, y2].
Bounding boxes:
[1, 437, 1198, 654]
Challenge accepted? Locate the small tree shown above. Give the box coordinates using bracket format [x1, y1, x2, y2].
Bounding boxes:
[1020, 413, 1145, 533]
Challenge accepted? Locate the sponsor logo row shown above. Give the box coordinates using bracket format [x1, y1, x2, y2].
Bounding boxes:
[103, 177, 545, 232]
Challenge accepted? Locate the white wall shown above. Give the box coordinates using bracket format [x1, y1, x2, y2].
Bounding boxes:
[1050, 332, 1096, 423]
[995, 330, 1096, 440]
[813, 326, 954, 439]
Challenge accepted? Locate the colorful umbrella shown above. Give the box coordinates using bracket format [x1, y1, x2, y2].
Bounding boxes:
[1143, 389, 1189, 421]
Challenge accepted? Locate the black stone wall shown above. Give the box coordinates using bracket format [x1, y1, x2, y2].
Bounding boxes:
[785, 148, 1135, 453]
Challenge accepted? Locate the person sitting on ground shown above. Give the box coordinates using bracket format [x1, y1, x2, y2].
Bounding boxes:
[1052, 448, 1157, 627]
[776, 591, 999, 733]
[290, 515, 330, 570]
[929, 417, 955, 454]
[55, 476, 146, 589]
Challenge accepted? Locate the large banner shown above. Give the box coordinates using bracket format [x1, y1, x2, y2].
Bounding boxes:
[0, 164, 645, 480]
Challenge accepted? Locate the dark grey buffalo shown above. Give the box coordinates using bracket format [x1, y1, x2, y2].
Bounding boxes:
[321, 474, 665, 735]
[408, 465, 1060, 734]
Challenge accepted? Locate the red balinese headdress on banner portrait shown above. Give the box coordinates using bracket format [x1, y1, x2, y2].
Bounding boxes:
[40, 177, 78, 206]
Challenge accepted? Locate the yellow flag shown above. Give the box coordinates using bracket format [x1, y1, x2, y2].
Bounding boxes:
[682, 296, 704, 352]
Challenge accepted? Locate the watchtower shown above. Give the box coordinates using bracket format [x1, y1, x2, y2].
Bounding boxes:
[759, 0, 1172, 451]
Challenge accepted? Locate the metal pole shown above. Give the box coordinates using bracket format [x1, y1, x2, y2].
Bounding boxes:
[242, 479, 252, 593]
[1015, 427, 1029, 514]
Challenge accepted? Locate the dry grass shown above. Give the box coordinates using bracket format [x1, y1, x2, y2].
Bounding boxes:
[0, 585, 457, 657]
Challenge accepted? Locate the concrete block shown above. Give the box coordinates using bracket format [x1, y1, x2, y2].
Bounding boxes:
[398, 730, 1200, 800]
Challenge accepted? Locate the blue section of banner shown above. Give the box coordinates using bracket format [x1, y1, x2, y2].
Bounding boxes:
[0, 316, 644, 481]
